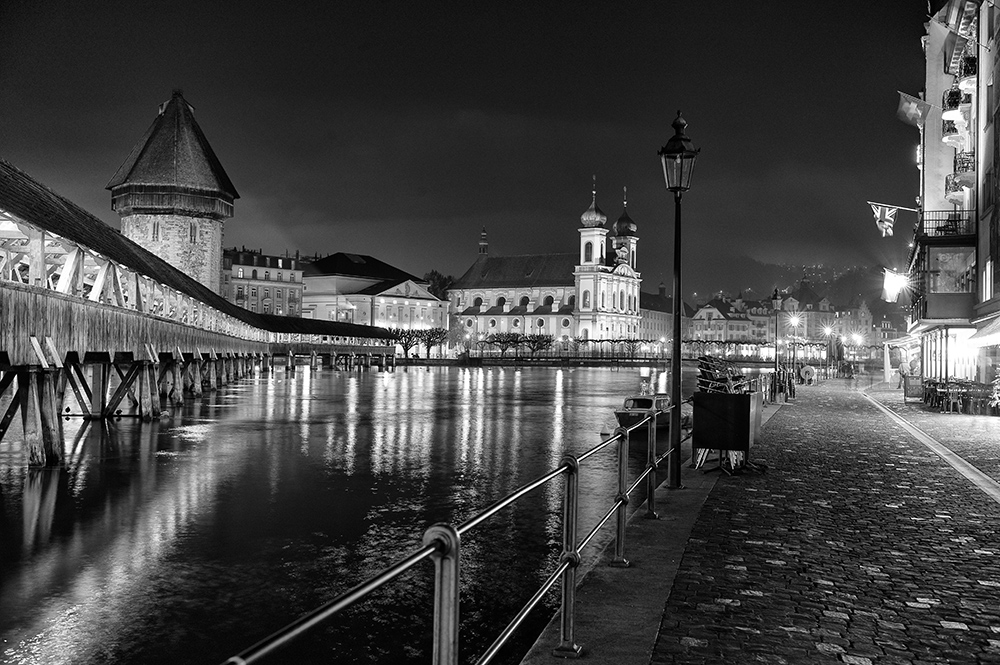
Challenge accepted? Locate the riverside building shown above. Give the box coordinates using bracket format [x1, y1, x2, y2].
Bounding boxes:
[448, 187, 684, 342]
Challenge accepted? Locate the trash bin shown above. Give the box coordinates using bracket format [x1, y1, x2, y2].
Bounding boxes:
[693, 391, 763, 452]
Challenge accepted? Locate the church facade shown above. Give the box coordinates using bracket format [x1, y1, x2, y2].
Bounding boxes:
[448, 189, 647, 341]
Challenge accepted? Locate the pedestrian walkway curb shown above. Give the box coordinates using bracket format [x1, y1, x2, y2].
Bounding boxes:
[519, 401, 784, 665]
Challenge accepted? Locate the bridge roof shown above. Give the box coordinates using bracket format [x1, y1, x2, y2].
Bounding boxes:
[0, 159, 388, 340]
[106, 90, 239, 198]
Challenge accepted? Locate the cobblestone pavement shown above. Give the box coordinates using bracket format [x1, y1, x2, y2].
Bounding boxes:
[649, 380, 1000, 664]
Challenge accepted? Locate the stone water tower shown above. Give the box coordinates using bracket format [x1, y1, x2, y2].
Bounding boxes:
[107, 90, 238, 294]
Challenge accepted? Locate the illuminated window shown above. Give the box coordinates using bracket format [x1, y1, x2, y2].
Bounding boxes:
[237, 268, 244, 278]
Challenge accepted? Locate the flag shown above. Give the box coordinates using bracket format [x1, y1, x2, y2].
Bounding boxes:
[897, 92, 931, 127]
[871, 204, 897, 237]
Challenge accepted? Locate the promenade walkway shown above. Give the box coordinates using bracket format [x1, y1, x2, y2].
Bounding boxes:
[522, 378, 1000, 665]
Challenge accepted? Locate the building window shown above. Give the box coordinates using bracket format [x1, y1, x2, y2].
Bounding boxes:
[584, 242, 593, 262]
[513, 319, 520, 328]
[562, 318, 570, 328]
[237, 267, 244, 278]
[496, 296, 506, 307]
[250, 287, 257, 297]
[190, 222, 197, 243]
[536, 318, 545, 328]
[264, 271, 270, 281]
[290, 273, 296, 282]
[250, 303, 257, 312]
[466, 319, 474, 327]
[263, 288, 270, 298]
[252, 270, 257, 280]
[236, 286, 244, 298]
[520, 295, 529, 307]
[582, 290, 590, 308]
[277, 289, 283, 300]
[152, 221, 159, 241]
[277, 272, 283, 281]
[543, 295, 554, 307]
[489, 318, 497, 328]
[473, 296, 483, 308]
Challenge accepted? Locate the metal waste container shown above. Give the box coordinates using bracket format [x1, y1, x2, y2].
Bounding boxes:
[692, 391, 763, 452]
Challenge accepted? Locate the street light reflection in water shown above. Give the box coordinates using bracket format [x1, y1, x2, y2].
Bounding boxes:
[0, 365, 680, 665]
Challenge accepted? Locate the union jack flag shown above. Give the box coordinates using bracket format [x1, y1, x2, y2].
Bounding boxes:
[871, 204, 896, 237]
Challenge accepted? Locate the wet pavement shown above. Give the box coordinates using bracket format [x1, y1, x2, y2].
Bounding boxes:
[651, 379, 1000, 664]
[523, 378, 1000, 665]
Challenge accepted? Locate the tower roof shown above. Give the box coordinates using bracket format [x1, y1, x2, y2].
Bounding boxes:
[106, 90, 239, 199]
[580, 176, 607, 228]
[614, 186, 637, 237]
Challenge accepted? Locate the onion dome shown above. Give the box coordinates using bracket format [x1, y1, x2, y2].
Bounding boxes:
[614, 186, 637, 237]
[580, 176, 607, 228]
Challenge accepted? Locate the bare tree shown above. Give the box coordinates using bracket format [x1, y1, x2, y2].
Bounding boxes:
[487, 332, 523, 358]
[523, 334, 554, 356]
[389, 328, 421, 362]
[417, 327, 449, 358]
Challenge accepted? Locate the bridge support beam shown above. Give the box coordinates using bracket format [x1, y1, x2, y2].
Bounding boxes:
[23, 367, 61, 466]
[190, 359, 203, 396]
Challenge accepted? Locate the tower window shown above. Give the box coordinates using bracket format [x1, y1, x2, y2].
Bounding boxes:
[582, 290, 590, 308]
[584, 242, 593, 263]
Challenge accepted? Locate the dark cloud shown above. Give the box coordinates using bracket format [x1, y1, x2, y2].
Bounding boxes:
[0, 0, 926, 296]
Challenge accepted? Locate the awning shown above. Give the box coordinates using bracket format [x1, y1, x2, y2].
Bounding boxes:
[968, 315, 1000, 348]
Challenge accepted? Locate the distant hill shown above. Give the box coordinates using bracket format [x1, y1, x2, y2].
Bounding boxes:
[688, 254, 894, 310]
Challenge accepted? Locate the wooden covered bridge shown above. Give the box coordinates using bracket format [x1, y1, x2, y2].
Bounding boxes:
[0, 159, 395, 466]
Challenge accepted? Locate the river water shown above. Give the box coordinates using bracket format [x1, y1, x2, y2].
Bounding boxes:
[0, 364, 696, 665]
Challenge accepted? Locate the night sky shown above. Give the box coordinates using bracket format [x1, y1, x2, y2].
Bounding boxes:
[1, 1, 927, 297]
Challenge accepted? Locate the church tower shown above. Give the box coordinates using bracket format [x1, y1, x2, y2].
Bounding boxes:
[577, 177, 608, 267]
[107, 90, 238, 294]
[611, 186, 638, 270]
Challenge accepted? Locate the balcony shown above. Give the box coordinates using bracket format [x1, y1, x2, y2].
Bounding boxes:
[945, 173, 968, 204]
[942, 119, 966, 148]
[917, 209, 976, 238]
[959, 54, 977, 93]
[954, 150, 976, 186]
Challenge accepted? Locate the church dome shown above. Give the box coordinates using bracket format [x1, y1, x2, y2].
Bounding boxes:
[615, 208, 637, 237]
[580, 197, 607, 228]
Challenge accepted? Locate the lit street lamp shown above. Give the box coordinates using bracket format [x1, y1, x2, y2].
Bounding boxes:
[789, 314, 801, 383]
[658, 111, 699, 490]
[771, 289, 781, 400]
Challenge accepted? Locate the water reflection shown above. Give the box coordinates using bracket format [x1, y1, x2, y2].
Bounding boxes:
[0, 365, 701, 664]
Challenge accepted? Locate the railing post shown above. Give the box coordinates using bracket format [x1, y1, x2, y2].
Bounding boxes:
[645, 410, 658, 519]
[422, 523, 460, 665]
[610, 426, 630, 568]
[553, 455, 583, 658]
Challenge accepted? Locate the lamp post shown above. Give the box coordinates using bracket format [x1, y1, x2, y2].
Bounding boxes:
[789, 314, 801, 384]
[659, 111, 699, 490]
[823, 326, 833, 378]
[771, 289, 781, 400]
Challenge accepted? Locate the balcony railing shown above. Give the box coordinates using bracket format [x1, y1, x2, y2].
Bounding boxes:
[918, 209, 976, 237]
[954, 151, 977, 188]
[959, 54, 978, 92]
[945, 173, 967, 204]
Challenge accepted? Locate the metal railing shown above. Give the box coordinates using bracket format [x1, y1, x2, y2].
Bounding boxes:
[222, 405, 687, 665]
